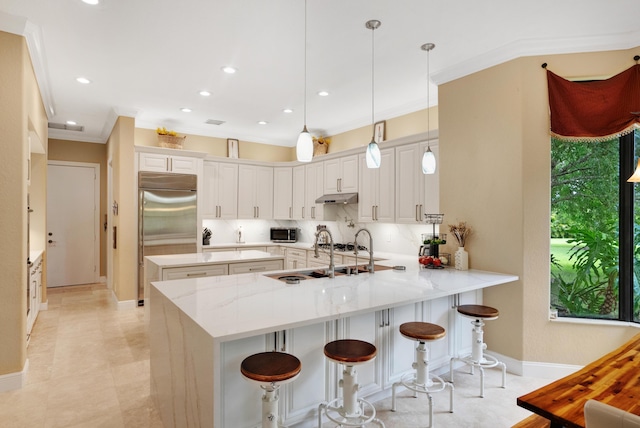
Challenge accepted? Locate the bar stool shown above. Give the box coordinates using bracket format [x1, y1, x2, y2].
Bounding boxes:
[318, 339, 385, 427]
[391, 322, 454, 427]
[241, 351, 302, 428]
[449, 304, 506, 397]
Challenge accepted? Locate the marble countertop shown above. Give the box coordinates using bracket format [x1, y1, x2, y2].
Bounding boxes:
[151, 254, 518, 343]
[145, 250, 283, 268]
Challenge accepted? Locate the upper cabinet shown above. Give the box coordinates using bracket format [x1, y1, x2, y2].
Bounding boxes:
[203, 161, 238, 219]
[324, 155, 358, 193]
[305, 162, 324, 221]
[292, 165, 306, 220]
[395, 141, 439, 223]
[238, 164, 273, 219]
[358, 148, 395, 223]
[273, 167, 293, 220]
[138, 152, 201, 174]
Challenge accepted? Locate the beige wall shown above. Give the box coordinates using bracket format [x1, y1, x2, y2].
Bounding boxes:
[48, 139, 108, 277]
[134, 128, 295, 162]
[0, 31, 47, 378]
[439, 48, 640, 366]
[108, 117, 137, 301]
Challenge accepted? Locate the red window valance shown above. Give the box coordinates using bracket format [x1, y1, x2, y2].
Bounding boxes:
[547, 64, 640, 142]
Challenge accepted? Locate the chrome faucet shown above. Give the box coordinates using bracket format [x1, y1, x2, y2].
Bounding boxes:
[314, 227, 335, 278]
[354, 228, 374, 274]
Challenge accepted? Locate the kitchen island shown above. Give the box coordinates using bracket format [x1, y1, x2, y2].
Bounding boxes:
[149, 255, 518, 427]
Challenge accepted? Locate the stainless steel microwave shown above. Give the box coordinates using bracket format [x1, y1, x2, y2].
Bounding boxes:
[270, 227, 298, 243]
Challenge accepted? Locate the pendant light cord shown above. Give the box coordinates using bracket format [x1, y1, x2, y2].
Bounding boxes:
[303, 0, 307, 127]
[371, 23, 375, 138]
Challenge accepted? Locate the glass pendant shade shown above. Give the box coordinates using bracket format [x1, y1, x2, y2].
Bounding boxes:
[628, 159, 640, 182]
[296, 126, 313, 162]
[366, 138, 381, 168]
[422, 147, 436, 174]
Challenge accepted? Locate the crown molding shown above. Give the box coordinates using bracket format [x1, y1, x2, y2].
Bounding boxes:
[432, 30, 640, 85]
[0, 12, 55, 119]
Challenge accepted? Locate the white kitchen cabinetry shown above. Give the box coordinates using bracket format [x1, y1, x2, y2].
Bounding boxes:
[358, 148, 395, 223]
[203, 245, 268, 253]
[138, 152, 200, 174]
[292, 165, 306, 220]
[162, 264, 228, 280]
[273, 167, 293, 219]
[202, 161, 238, 219]
[305, 162, 324, 220]
[27, 255, 43, 338]
[238, 165, 274, 219]
[324, 155, 358, 193]
[266, 245, 285, 256]
[220, 322, 333, 428]
[228, 259, 283, 275]
[285, 248, 307, 270]
[395, 142, 439, 223]
[307, 251, 343, 268]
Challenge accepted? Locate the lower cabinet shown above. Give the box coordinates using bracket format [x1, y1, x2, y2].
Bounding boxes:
[220, 322, 334, 428]
[162, 264, 228, 280]
[285, 248, 307, 270]
[27, 256, 43, 338]
[228, 259, 284, 275]
[217, 291, 481, 427]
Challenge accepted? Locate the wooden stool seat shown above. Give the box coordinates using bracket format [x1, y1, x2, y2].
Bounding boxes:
[457, 304, 499, 319]
[241, 351, 301, 384]
[399, 322, 446, 342]
[324, 339, 377, 364]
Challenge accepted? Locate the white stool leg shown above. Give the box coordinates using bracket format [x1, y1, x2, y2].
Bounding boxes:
[342, 365, 360, 417]
[471, 319, 486, 363]
[261, 384, 279, 428]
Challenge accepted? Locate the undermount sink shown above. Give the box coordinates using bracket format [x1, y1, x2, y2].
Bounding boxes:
[265, 264, 392, 283]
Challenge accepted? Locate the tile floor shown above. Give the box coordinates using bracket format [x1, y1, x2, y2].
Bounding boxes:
[0, 282, 550, 428]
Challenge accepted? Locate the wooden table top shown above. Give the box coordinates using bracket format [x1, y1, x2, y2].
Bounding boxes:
[517, 333, 640, 428]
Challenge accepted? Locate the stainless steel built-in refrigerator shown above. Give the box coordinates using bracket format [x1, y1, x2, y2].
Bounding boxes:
[138, 171, 197, 304]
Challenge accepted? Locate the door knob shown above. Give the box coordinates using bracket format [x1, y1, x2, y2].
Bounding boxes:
[48, 240, 53, 243]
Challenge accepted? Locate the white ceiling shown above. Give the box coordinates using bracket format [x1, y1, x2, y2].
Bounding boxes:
[1, 0, 639, 146]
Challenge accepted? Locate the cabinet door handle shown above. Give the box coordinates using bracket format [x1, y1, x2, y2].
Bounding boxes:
[372, 206, 375, 220]
[281, 330, 287, 352]
[186, 272, 208, 277]
[168, 157, 173, 171]
[289, 206, 292, 218]
[375, 206, 379, 221]
[257, 206, 260, 218]
[420, 205, 423, 222]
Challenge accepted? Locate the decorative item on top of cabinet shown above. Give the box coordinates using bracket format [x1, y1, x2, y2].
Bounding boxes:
[156, 127, 185, 149]
[227, 138, 239, 158]
[313, 136, 330, 156]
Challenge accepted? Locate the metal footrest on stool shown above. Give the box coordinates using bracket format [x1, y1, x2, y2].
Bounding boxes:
[319, 397, 385, 427]
[391, 372, 453, 428]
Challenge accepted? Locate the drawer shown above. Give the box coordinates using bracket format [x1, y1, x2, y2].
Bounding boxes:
[228, 260, 284, 275]
[286, 248, 307, 259]
[163, 265, 229, 280]
[310, 251, 343, 265]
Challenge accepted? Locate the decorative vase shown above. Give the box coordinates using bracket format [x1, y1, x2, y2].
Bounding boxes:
[455, 247, 469, 270]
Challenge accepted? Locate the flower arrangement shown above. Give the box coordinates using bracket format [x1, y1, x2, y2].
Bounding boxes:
[448, 221, 472, 247]
[156, 127, 178, 136]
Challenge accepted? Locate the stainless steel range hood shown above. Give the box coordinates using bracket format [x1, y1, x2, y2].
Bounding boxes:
[315, 193, 358, 204]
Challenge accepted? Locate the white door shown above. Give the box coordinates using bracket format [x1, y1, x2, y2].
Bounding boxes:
[47, 162, 99, 287]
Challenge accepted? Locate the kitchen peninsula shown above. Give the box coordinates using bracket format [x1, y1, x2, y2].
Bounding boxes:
[149, 256, 518, 427]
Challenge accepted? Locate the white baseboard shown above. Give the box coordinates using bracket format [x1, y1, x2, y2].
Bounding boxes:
[40, 300, 48, 311]
[488, 351, 582, 379]
[0, 359, 28, 392]
[110, 289, 138, 310]
[99, 276, 106, 284]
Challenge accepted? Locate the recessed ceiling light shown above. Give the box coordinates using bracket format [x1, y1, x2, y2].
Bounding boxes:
[258, 121, 268, 125]
[66, 120, 77, 125]
[82, 0, 99, 5]
[318, 90, 329, 97]
[180, 108, 192, 113]
[283, 108, 293, 113]
[76, 77, 91, 84]
[221, 66, 237, 74]
[199, 91, 211, 97]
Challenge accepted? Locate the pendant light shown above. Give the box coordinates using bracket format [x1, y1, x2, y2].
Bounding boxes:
[628, 159, 640, 182]
[296, 0, 313, 162]
[421, 42, 436, 175]
[365, 20, 382, 169]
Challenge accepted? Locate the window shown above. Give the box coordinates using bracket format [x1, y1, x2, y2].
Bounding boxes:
[550, 130, 639, 321]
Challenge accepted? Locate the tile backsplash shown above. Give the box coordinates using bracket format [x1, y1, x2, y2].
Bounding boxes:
[202, 205, 440, 257]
